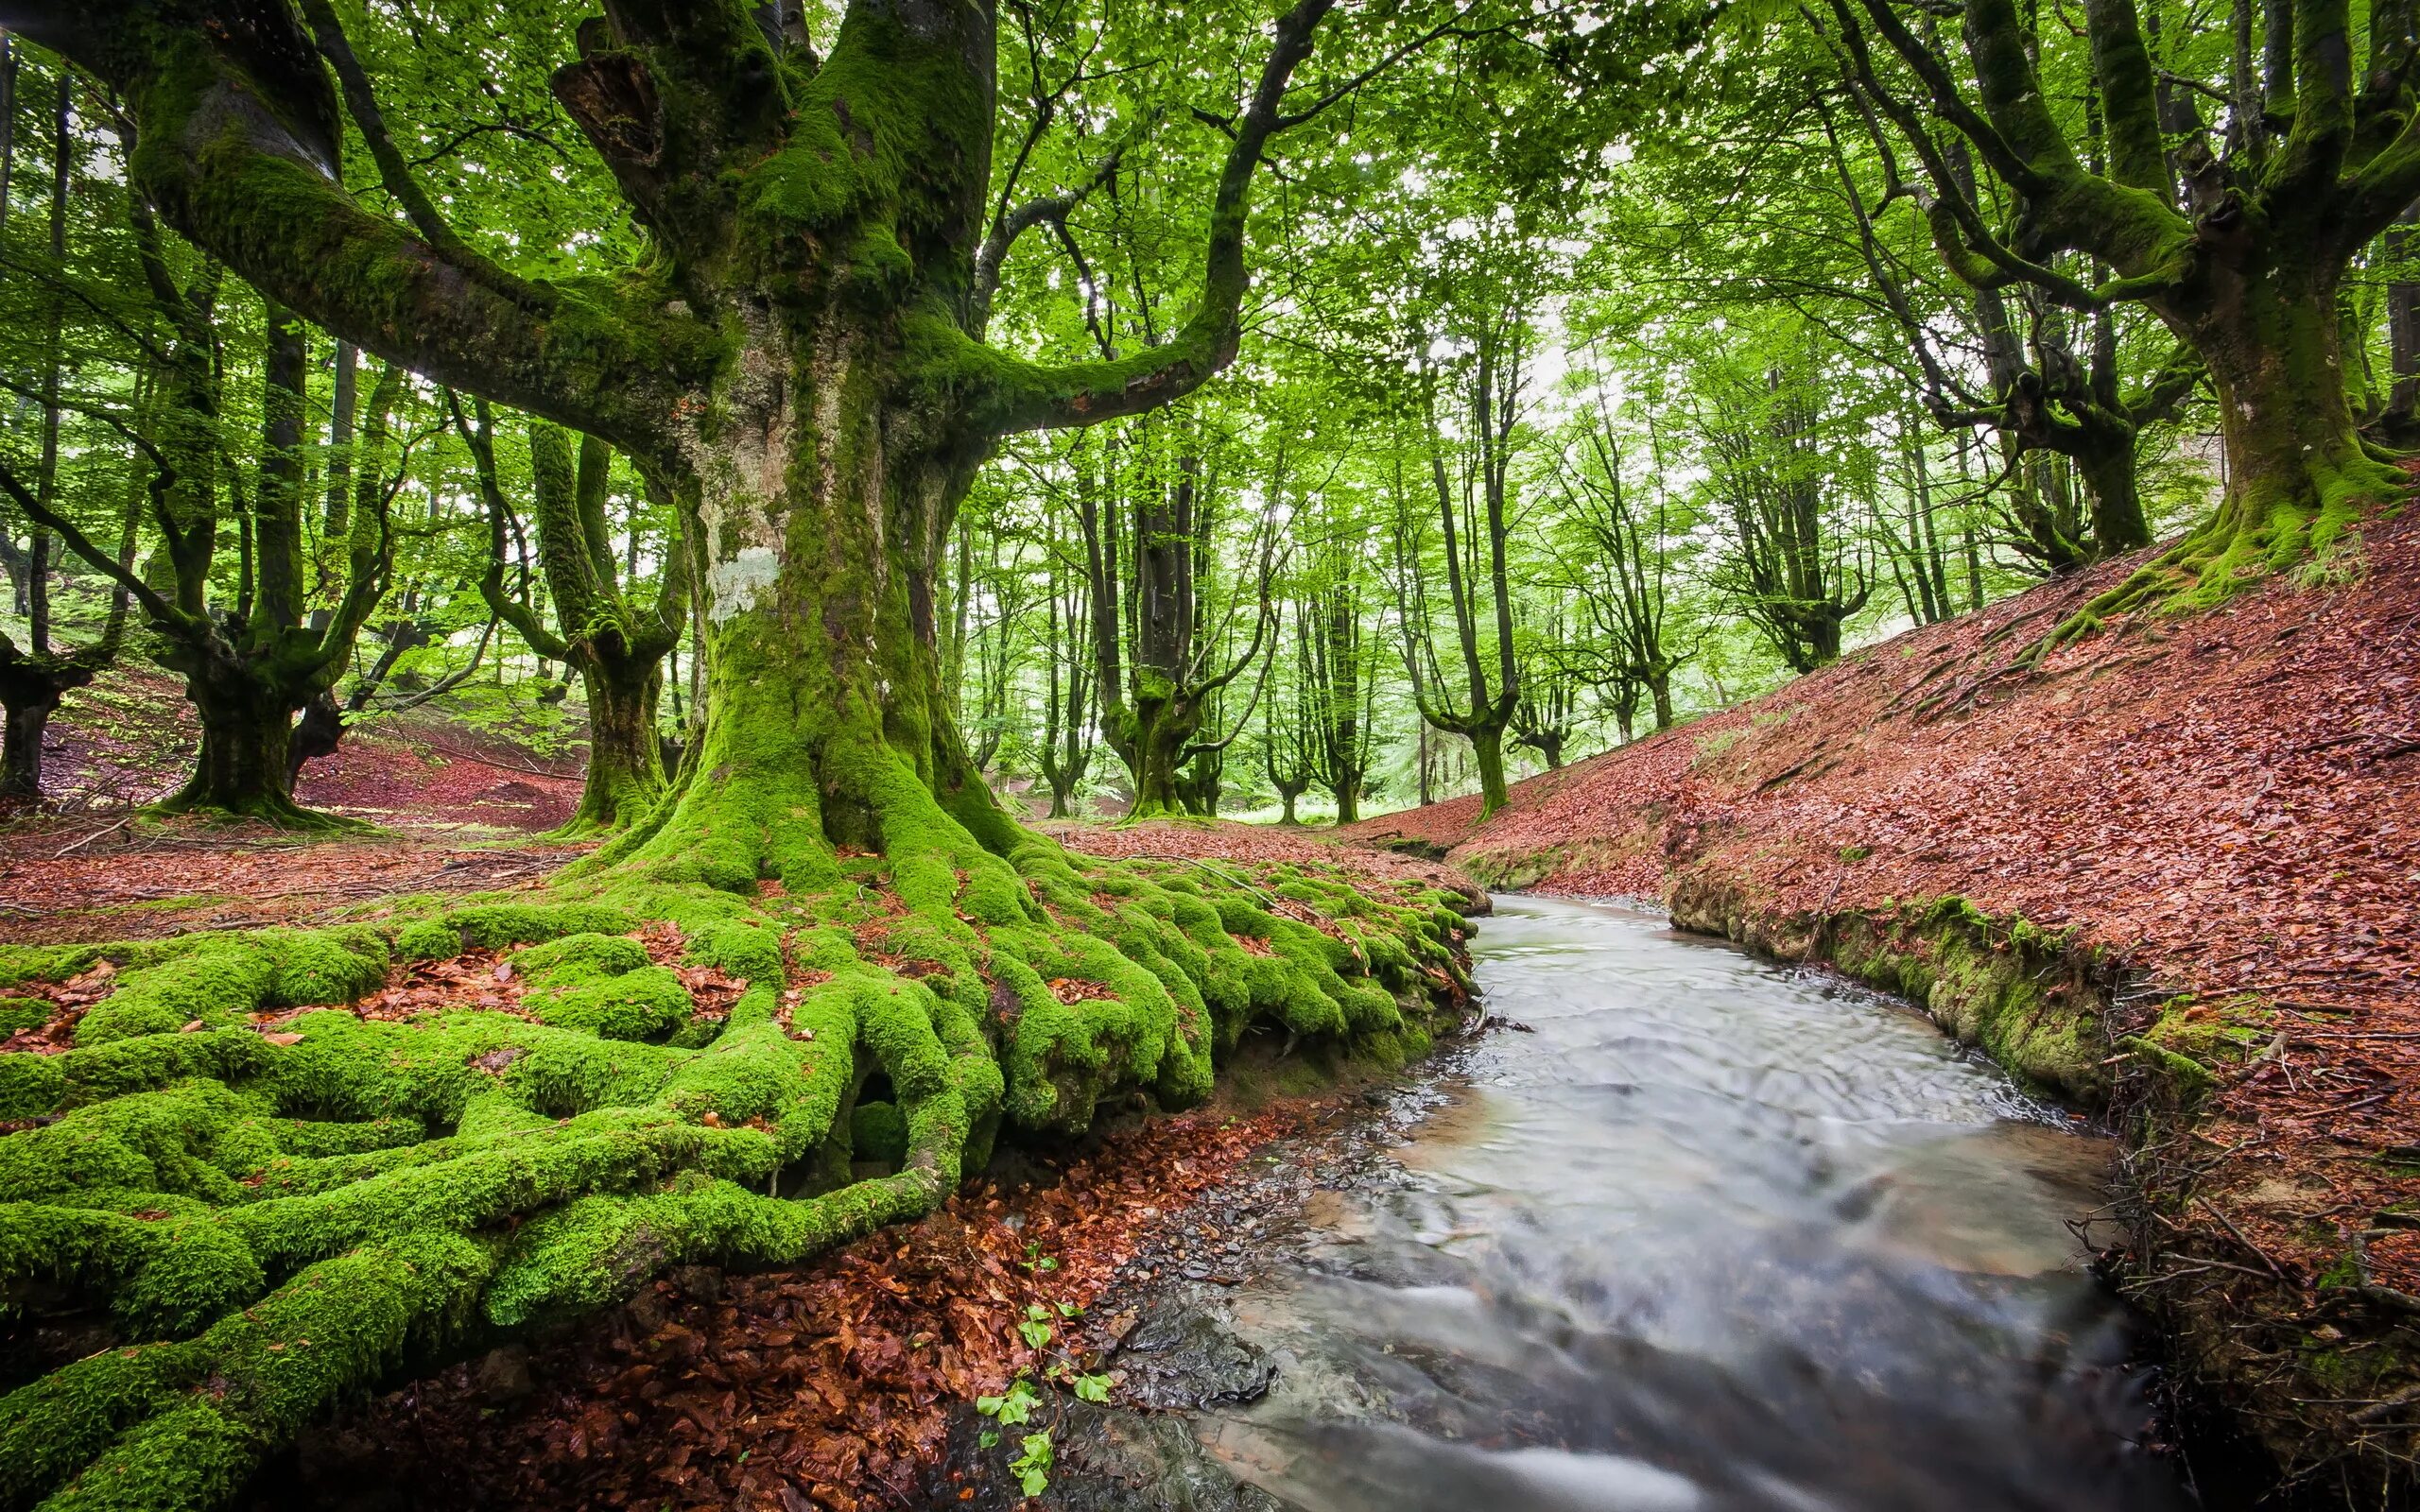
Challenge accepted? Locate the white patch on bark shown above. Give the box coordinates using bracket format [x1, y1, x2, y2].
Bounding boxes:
[683, 312, 796, 626]
[708, 546, 781, 624]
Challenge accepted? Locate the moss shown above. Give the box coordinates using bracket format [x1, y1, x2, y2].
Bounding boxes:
[0, 1053, 67, 1119]
[73, 929, 390, 1047]
[0, 996, 52, 1035]
[0, 944, 102, 990]
[850, 1099, 908, 1163]
[0, 705, 1465, 1512]
[512, 935, 694, 1041]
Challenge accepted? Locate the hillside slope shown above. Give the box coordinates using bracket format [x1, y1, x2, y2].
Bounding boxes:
[1343, 511, 2420, 1501]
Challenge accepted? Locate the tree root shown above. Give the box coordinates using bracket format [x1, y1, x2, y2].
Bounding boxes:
[0, 812, 1472, 1510]
[2017, 471, 2402, 674]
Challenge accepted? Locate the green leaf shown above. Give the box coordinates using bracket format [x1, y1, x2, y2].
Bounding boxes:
[1074, 1372, 1112, 1403]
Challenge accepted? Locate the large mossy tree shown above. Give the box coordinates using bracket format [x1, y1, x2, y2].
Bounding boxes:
[1824, 0, 2420, 614]
[0, 2, 1483, 1506]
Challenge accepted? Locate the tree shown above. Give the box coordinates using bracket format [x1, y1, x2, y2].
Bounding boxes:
[1392, 320, 1525, 818]
[1034, 497, 1093, 818]
[1550, 370, 1686, 731]
[458, 398, 687, 835]
[1299, 504, 1378, 820]
[1695, 338, 1875, 674]
[0, 59, 133, 801]
[1083, 417, 1276, 816]
[0, 6, 1479, 1505]
[1821, 0, 2419, 619]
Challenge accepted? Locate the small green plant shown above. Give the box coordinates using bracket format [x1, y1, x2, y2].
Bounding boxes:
[1008, 1431, 1054, 1497]
[972, 1293, 1115, 1498]
[1017, 1302, 1056, 1349]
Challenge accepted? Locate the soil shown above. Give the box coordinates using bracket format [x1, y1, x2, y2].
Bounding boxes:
[1335, 508, 2420, 1501]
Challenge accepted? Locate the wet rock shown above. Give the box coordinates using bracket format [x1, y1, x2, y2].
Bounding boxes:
[931, 1398, 1286, 1512]
[1116, 1299, 1274, 1411]
[470, 1344, 532, 1404]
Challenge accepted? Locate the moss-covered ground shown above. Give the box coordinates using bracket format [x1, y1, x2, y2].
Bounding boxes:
[0, 828, 1471, 1512]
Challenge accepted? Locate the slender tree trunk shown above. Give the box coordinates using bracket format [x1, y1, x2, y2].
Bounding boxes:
[1470, 722, 1509, 816]
[568, 658, 668, 833]
[2387, 205, 2420, 436]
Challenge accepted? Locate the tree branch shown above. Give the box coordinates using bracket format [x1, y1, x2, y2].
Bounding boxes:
[963, 0, 1340, 436]
[0, 456, 188, 631]
[3, 0, 715, 461]
[295, 0, 554, 312]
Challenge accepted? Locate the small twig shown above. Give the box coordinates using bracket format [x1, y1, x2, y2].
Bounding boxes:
[55, 816, 133, 857]
[2197, 1195, 2292, 1282]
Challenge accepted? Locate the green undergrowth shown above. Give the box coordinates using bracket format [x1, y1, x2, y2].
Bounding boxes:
[0, 831, 1471, 1512]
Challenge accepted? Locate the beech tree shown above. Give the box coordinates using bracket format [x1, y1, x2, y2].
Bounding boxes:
[457, 400, 688, 834]
[0, 5, 1484, 1505]
[1822, 0, 2420, 617]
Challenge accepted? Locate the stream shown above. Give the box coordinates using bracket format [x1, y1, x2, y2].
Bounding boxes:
[987, 894, 2195, 1511]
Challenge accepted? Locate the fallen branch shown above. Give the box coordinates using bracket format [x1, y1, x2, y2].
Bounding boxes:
[54, 816, 134, 857]
[414, 741, 582, 782]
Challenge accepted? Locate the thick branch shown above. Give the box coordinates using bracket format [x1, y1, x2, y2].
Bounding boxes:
[0, 0, 715, 460]
[962, 0, 1338, 435]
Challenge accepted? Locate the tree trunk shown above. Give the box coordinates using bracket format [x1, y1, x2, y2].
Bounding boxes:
[2073, 433, 2152, 558]
[602, 344, 1013, 894]
[1122, 698, 1194, 819]
[2157, 259, 2406, 601]
[0, 696, 50, 801]
[1470, 721, 1510, 816]
[162, 669, 306, 822]
[2386, 206, 2420, 438]
[1333, 779, 1358, 823]
[568, 658, 668, 835]
[286, 692, 344, 783]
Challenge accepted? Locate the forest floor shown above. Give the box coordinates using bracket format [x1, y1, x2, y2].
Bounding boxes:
[1340, 507, 2420, 1495]
[0, 686, 1470, 1511]
[0, 666, 588, 947]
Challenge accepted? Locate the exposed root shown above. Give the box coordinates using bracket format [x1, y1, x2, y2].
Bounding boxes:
[0, 784, 1471, 1510]
[2026, 468, 2401, 669]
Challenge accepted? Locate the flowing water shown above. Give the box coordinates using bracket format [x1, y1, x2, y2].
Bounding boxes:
[1193, 894, 2191, 1512]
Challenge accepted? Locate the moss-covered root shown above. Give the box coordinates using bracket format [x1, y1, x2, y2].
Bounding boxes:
[2, 1234, 493, 1512]
[2031, 460, 2402, 662]
[0, 809, 1468, 1511]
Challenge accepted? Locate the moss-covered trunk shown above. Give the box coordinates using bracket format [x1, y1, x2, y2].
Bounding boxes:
[565, 658, 667, 836]
[1471, 720, 1510, 817]
[2144, 255, 2406, 605]
[1112, 695, 1199, 820]
[164, 669, 306, 822]
[605, 333, 1002, 890]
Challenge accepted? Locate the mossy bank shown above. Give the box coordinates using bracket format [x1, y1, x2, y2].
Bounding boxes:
[0, 841, 1475, 1512]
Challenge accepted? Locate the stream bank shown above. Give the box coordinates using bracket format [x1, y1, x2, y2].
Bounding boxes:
[933, 896, 2190, 1511]
[1340, 516, 2420, 1504]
